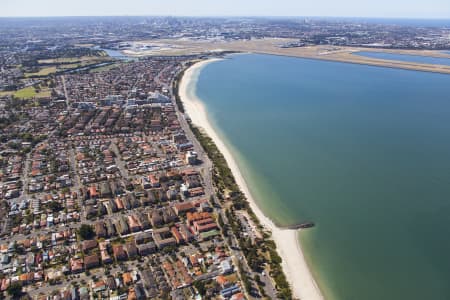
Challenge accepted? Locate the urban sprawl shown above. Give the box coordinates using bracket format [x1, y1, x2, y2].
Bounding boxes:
[1, 16, 449, 300]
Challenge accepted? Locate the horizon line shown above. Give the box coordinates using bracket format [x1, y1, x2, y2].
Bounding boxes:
[0, 15, 450, 20]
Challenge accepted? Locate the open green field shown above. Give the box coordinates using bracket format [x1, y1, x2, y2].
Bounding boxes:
[73, 43, 96, 48]
[38, 55, 109, 64]
[89, 63, 118, 73]
[59, 63, 81, 69]
[25, 66, 57, 77]
[0, 86, 51, 99]
[34, 89, 52, 98]
[27, 55, 114, 76]
[14, 86, 37, 98]
[0, 91, 14, 97]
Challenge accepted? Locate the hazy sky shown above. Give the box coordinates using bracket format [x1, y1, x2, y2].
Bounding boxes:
[2, 0, 450, 18]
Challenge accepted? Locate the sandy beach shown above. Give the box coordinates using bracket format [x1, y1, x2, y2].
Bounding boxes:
[179, 58, 324, 300]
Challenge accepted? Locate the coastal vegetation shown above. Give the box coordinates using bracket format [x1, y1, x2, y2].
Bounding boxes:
[174, 66, 293, 298]
[173, 64, 190, 113]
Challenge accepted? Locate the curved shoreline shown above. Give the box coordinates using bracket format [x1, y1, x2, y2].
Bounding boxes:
[179, 58, 324, 300]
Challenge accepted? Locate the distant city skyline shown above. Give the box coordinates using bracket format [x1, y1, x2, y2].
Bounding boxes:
[2, 0, 450, 19]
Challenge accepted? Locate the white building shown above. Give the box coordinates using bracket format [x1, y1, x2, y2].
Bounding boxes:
[186, 151, 198, 165]
[148, 92, 171, 104]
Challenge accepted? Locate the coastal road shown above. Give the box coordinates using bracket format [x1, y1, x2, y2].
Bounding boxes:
[168, 67, 214, 199]
[169, 67, 260, 298]
[169, 64, 283, 299]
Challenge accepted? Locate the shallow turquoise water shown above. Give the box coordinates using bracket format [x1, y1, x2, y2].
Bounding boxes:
[354, 51, 450, 66]
[194, 54, 450, 300]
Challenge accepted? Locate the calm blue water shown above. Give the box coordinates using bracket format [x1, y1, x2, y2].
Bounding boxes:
[355, 51, 450, 66]
[194, 54, 450, 300]
[101, 48, 133, 61]
[345, 18, 450, 27]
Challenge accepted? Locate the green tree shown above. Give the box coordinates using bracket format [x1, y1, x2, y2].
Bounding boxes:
[79, 224, 95, 240]
[7, 282, 22, 298]
[49, 201, 63, 212]
[193, 280, 206, 296]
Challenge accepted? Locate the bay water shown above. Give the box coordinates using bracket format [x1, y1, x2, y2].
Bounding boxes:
[193, 54, 450, 300]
